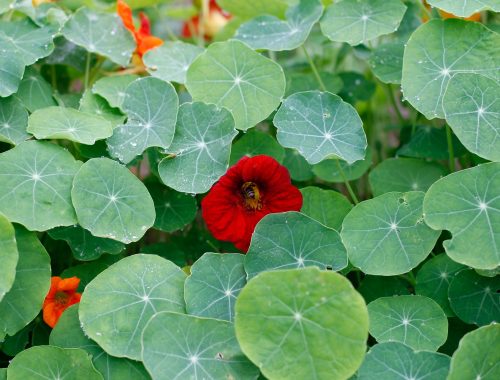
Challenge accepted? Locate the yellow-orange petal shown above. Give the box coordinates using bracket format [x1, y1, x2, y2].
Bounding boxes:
[117, 0, 136, 34]
[137, 36, 163, 56]
[57, 276, 80, 292]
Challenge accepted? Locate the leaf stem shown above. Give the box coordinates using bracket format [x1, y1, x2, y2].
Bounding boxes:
[335, 159, 359, 204]
[445, 124, 455, 172]
[385, 84, 405, 125]
[302, 46, 326, 92]
[84, 51, 91, 90]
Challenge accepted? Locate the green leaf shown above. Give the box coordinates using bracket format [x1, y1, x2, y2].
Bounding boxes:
[0, 96, 29, 145]
[7, 346, 102, 380]
[443, 73, 500, 162]
[61, 255, 121, 293]
[234, 0, 323, 51]
[320, 0, 407, 46]
[0, 51, 24, 97]
[368, 42, 404, 84]
[217, 0, 290, 19]
[61, 8, 135, 66]
[368, 295, 448, 351]
[14, 67, 56, 112]
[423, 162, 500, 270]
[143, 41, 203, 84]
[274, 91, 367, 164]
[235, 268, 369, 380]
[148, 183, 198, 233]
[92, 74, 139, 110]
[0, 141, 81, 231]
[48, 225, 125, 261]
[415, 253, 467, 316]
[401, 19, 500, 120]
[448, 269, 499, 326]
[142, 312, 259, 380]
[312, 146, 373, 183]
[428, 0, 500, 17]
[368, 158, 446, 197]
[300, 186, 353, 230]
[358, 276, 411, 304]
[341, 191, 440, 275]
[286, 70, 343, 97]
[50, 305, 150, 380]
[184, 252, 246, 322]
[158, 102, 237, 194]
[447, 324, 500, 380]
[27, 106, 113, 145]
[79, 254, 186, 360]
[230, 129, 285, 165]
[0, 227, 50, 340]
[79, 91, 125, 128]
[357, 342, 451, 380]
[283, 148, 314, 181]
[106, 77, 179, 164]
[71, 158, 155, 244]
[0, 213, 17, 302]
[186, 40, 286, 131]
[338, 72, 376, 103]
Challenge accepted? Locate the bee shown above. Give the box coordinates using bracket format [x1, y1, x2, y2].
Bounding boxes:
[241, 182, 262, 210]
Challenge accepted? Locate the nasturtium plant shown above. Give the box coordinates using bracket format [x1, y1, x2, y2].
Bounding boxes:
[1, 0, 499, 378]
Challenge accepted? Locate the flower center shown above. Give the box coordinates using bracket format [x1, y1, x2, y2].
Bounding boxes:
[54, 291, 69, 306]
[241, 182, 262, 210]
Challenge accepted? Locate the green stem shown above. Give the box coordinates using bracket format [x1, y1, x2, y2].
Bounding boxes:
[385, 84, 405, 125]
[445, 124, 455, 172]
[335, 159, 359, 204]
[88, 56, 105, 87]
[84, 51, 91, 90]
[302, 46, 326, 92]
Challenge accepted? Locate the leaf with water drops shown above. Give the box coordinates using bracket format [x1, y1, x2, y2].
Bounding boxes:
[0, 213, 17, 302]
[62, 8, 135, 66]
[15, 67, 56, 112]
[186, 40, 285, 131]
[320, 0, 407, 46]
[230, 129, 285, 165]
[0, 141, 81, 231]
[71, 158, 155, 244]
[368, 42, 404, 84]
[92, 75, 139, 110]
[274, 91, 366, 165]
[423, 162, 500, 270]
[143, 41, 203, 84]
[367, 295, 448, 351]
[0, 50, 24, 97]
[357, 342, 451, 380]
[234, 0, 323, 51]
[184, 252, 246, 322]
[79, 91, 125, 128]
[312, 147, 373, 183]
[79, 254, 186, 360]
[0, 96, 29, 145]
[107, 77, 178, 164]
[443, 73, 500, 162]
[235, 268, 369, 380]
[428, 0, 500, 17]
[341, 192, 440, 276]
[28, 106, 113, 145]
[158, 102, 237, 194]
[401, 19, 500, 120]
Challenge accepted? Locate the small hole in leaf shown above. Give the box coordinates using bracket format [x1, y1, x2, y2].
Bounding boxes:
[326, 266, 333, 270]
[216, 352, 224, 360]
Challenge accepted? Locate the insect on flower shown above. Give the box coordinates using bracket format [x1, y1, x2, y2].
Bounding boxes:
[42, 276, 82, 328]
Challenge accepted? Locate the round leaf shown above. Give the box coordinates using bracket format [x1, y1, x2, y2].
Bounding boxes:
[0, 96, 29, 145]
[358, 276, 411, 304]
[341, 191, 440, 275]
[357, 342, 451, 380]
[107, 77, 179, 164]
[0, 213, 17, 301]
[273, 91, 367, 165]
[142, 312, 259, 380]
[423, 162, 500, 270]
[71, 158, 155, 244]
[428, 0, 500, 17]
[27, 106, 113, 145]
[79, 91, 125, 128]
[443, 73, 500, 162]
[246, 212, 348, 278]
[448, 269, 500, 326]
[230, 129, 285, 165]
[143, 41, 203, 84]
[283, 148, 314, 181]
[401, 19, 500, 120]
[448, 324, 500, 380]
[235, 268, 369, 380]
[92, 74, 139, 110]
[158, 102, 237, 194]
[320, 0, 407, 46]
[312, 147, 373, 183]
[0, 51, 24, 97]
[15, 67, 56, 113]
[368, 42, 404, 84]
[186, 40, 286, 131]
[185, 253, 246, 322]
[7, 346, 102, 380]
[235, 0, 323, 51]
[0, 140, 81, 231]
[79, 254, 186, 360]
[367, 295, 448, 351]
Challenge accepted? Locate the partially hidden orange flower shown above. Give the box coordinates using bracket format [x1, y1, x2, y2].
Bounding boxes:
[43, 276, 81, 328]
[181, 0, 231, 40]
[421, 1, 482, 22]
[117, 0, 163, 57]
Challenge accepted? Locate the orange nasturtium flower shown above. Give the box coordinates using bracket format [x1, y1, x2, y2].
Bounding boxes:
[117, 0, 163, 57]
[43, 276, 82, 328]
[422, 1, 482, 22]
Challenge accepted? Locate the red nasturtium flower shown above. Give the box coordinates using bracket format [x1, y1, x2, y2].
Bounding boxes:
[117, 0, 163, 57]
[202, 155, 303, 252]
[181, 0, 231, 40]
[43, 276, 81, 328]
